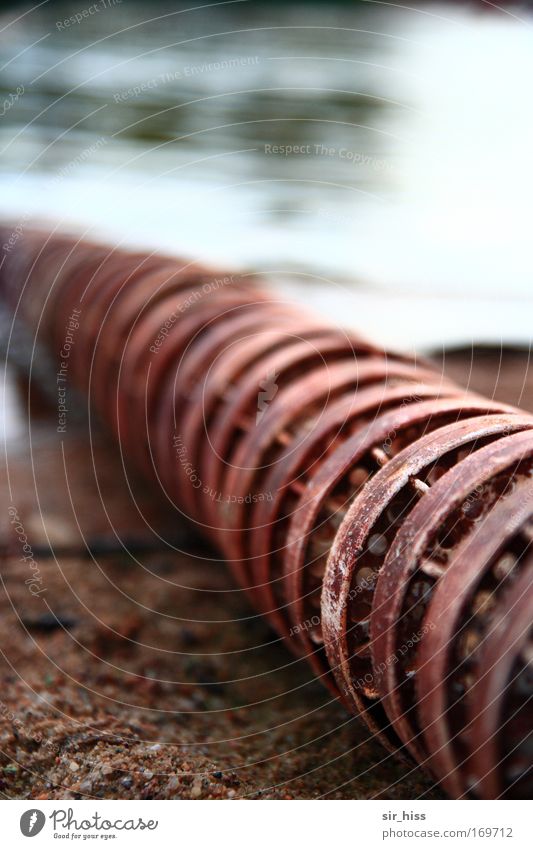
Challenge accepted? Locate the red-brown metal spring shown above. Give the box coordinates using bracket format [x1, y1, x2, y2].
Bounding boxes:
[1, 226, 532, 799]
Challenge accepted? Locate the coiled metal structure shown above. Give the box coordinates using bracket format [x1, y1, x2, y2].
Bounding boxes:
[1, 227, 532, 799]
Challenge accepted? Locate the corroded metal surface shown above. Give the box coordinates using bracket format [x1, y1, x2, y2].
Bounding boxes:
[415, 478, 533, 797]
[369, 427, 533, 761]
[1, 227, 532, 799]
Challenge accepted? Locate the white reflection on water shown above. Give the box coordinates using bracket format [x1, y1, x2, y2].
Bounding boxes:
[0, 2, 532, 349]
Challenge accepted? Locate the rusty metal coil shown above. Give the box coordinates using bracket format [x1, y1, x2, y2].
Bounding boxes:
[1, 226, 532, 799]
[468, 562, 532, 799]
[369, 426, 533, 753]
[416, 477, 533, 797]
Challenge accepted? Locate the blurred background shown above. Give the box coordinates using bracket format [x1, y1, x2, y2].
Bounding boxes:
[1, 0, 533, 351]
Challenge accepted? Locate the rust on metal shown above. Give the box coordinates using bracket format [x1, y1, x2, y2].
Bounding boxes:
[1, 227, 532, 799]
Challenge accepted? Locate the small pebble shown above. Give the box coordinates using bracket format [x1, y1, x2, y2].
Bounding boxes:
[69, 761, 79, 772]
[368, 532, 387, 556]
[3, 764, 19, 775]
[22, 612, 77, 632]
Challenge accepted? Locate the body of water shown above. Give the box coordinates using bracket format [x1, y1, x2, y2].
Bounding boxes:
[1, 1, 532, 349]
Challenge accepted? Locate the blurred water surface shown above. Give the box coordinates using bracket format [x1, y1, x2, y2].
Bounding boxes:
[1, 1, 533, 348]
